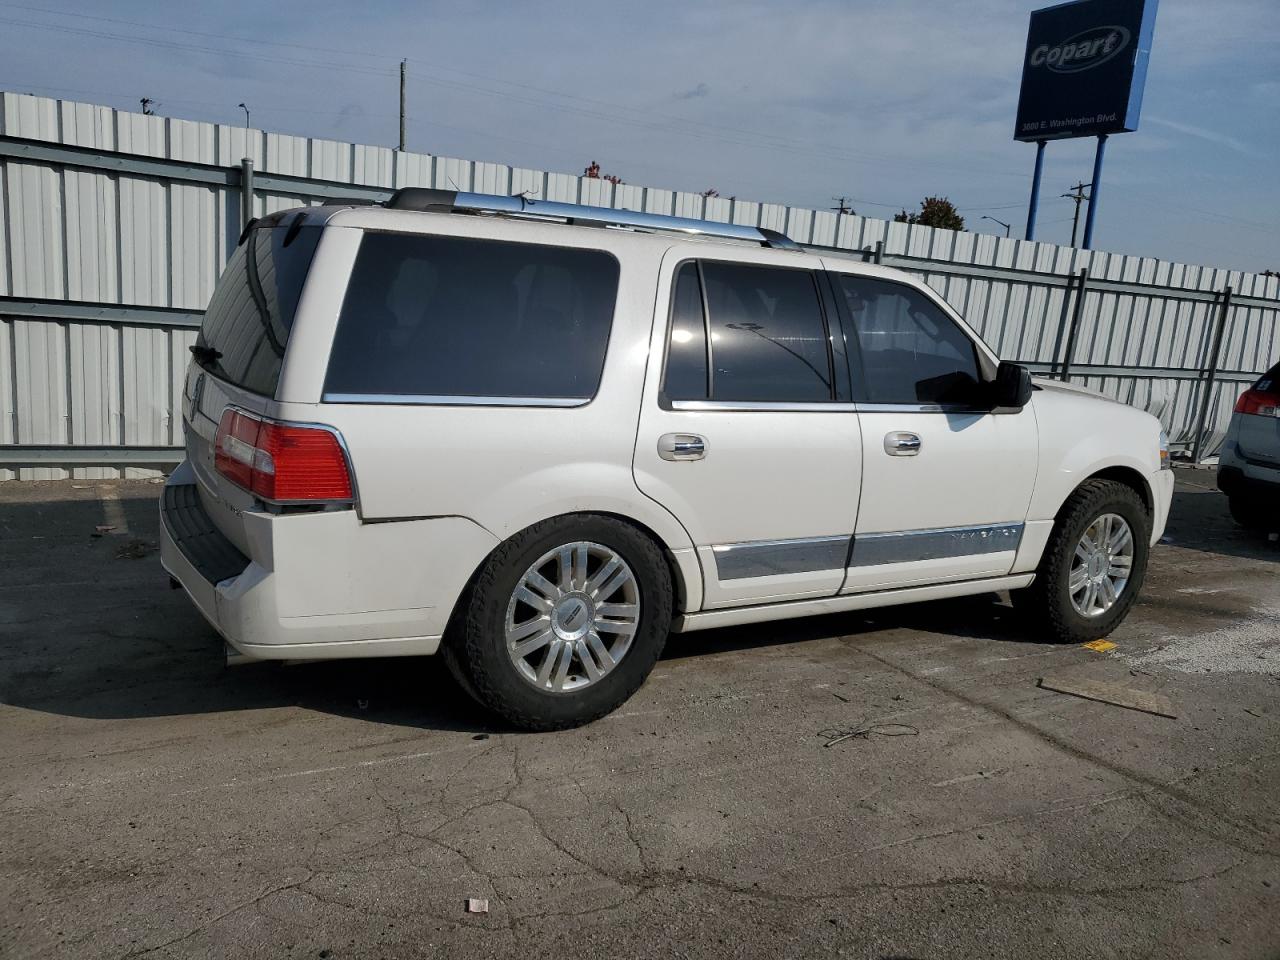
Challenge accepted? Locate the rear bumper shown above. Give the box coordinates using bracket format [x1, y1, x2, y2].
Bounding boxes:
[160, 461, 495, 661]
[1218, 463, 1280, 499]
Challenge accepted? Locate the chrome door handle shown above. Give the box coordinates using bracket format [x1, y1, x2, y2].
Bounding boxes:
[884, 431, 922, 456]
[658, 433, 707, 461]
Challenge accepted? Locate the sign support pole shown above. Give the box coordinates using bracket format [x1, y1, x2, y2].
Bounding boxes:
[1025, 140, 1046, 241]
[1081, 133, 1108, 249]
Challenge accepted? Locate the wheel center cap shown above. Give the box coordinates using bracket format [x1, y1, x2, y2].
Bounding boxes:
[1088, 553, 1107, 579]
[552, 595, 593, 640]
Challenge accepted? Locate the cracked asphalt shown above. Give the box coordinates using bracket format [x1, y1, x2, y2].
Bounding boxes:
[1, 469, 1278, 959]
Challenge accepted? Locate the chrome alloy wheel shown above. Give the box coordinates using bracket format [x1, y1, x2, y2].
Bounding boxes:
[504, 541, 640, 693]
[1069, 513, 1135, 618]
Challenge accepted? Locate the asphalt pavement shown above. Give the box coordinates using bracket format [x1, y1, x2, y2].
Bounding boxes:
[1, 469, 1277, 959]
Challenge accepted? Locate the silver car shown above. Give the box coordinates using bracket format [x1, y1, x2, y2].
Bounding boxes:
[1218, 360, 1280, 531]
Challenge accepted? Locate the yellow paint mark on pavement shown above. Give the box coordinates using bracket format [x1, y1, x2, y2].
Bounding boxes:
[1083, 639, 1117, 653]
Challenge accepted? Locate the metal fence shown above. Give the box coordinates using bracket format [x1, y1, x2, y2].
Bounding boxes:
[2, 91, 1278, 480]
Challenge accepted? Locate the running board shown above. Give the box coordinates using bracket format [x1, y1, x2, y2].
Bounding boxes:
[670, 574, 1035, 633]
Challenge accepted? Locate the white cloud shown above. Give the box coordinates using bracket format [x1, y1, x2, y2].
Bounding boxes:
[1144, 115, 1254, 155]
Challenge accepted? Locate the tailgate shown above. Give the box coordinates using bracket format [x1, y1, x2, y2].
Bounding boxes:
[182, 218, 323, 554]
[182, 365, 270, 556]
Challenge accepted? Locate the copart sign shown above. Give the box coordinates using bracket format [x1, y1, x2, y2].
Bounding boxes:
[1014, 0, 1157, 142]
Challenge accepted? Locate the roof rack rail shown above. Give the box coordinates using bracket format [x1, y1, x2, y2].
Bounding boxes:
[385, 188, 799, 250]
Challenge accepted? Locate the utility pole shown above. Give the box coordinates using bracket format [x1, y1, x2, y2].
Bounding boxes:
[831, 197, 855, 215]
[1062, 181, 1091, 247]
[399, 59, 407, 151]
[139, 97, 154, 116]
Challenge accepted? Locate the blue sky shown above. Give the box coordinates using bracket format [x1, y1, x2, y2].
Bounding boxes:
[1, 0, 1276, 272]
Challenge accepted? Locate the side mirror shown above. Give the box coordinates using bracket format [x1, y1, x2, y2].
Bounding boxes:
[991, 361, 1033, 409]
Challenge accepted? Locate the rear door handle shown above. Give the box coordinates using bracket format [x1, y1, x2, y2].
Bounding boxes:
[658, 433, 707, 461]
[884, 431, 922, 456]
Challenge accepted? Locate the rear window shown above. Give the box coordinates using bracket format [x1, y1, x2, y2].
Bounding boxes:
[324, 233, 620, 402]
[195, 224, 321, 397]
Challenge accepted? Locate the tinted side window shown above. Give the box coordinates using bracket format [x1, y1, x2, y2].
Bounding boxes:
[700, 262, 833, 402]
[663, 263, 709, 401]
[196, 225, 321, 397]
[324, 233, 620, 401]
[837, 275, 981, 405]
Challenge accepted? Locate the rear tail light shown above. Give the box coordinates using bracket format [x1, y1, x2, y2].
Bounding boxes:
[215, 409, 353, 502]
[1234, 389, 1280, 418]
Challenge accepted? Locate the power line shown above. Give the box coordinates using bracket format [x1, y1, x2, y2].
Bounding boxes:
[0, 16, 398, 78]
[0, 1, 394, 61]
[0, 1, 1032, 182]
[0, 11, 1030, 186]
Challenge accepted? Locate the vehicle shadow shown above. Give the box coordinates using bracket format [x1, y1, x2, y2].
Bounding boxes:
[660, 591, 1027, 662]
[1161, 482, 1280, 564]
[2, 634, 494, 732]
[0, 489, 494, 732]
[1, 473, 1270, 732]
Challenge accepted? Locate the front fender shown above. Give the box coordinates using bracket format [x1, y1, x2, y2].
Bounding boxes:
[1026, 390, 1162, 522]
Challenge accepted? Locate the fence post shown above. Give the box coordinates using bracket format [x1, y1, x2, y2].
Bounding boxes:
[240, 157, 255, 234]
[1049, 270, 1080, 377]
[1190, 286, 1233, 464]
[1058, 269, 1089, 382]
[873, 239, 884, 265]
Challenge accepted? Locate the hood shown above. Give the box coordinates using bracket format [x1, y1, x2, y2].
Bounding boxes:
[1031, 376, 1116, 404]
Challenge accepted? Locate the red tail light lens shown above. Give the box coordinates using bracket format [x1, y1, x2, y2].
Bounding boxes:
[215, 409, 353, 502]
[1235, 389, 1280, 418]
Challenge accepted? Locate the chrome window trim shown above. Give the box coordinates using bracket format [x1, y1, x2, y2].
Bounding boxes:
[671, 400, 858, 413]
[854, 402, 991, 414]
[321, 393, 588, 408]
[712, 534, 852, 581]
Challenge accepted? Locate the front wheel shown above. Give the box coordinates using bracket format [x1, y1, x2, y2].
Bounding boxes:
[448, 514, 673, 731]
[1012, 479, 1151, 643]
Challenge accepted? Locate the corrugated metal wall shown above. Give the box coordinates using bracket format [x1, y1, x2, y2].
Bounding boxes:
[2, 91, 1278, 480]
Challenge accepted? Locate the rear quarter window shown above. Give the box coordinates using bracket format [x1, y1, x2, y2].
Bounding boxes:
[324, 232, 620, 402]
[196, 224, 321, 397]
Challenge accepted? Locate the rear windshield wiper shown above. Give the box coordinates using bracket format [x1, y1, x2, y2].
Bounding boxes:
[190, 344, 223, 365]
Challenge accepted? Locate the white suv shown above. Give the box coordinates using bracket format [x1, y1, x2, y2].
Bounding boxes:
[161, 189, 1174, 729]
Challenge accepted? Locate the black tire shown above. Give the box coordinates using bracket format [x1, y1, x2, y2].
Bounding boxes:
[1012, 479, 1151, 644]
[1228, 494, 1274, 532]
[447, 514, 673, 731]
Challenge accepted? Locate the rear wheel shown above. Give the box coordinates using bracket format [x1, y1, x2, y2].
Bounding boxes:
[1012, 479, 1151, 643]
[449, 514, 673, 730]
[1228, 494, 1276, 532]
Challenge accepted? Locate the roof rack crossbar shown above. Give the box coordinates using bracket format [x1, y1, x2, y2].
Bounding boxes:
[385, 188, 799, 250]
